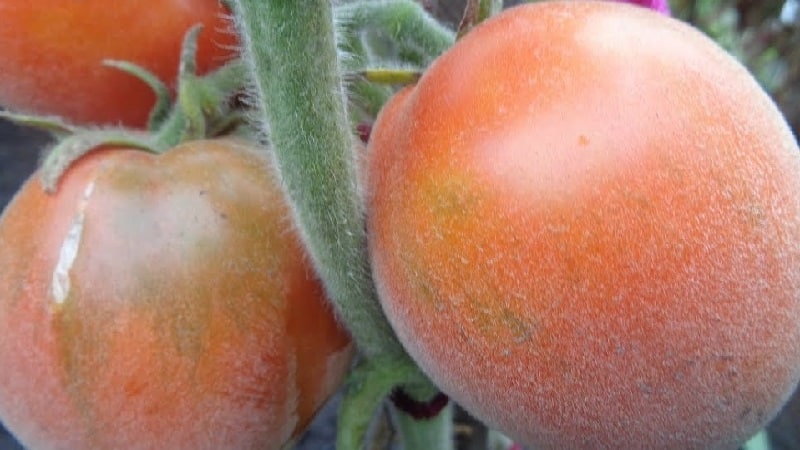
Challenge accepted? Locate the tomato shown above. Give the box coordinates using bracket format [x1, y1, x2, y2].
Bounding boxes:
[0, 139, 353, 449]
[366, 2, 800, 449]
[0, 0, 238, 127]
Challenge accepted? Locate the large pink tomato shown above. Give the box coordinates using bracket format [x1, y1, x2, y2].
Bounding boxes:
[367, 2, 800, 449]
[0, 139, 353, 449]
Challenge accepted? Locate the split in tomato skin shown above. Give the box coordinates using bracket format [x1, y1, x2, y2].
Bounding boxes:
[366, 2, 800, 449]
[0, 139, 353, 450]
[0, 0, 238, 127]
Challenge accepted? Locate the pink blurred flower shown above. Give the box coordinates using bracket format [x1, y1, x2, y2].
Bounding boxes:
[616, 0, 671, 15]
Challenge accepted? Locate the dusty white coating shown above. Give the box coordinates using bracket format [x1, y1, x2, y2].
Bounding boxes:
[51, 181, 95, 305]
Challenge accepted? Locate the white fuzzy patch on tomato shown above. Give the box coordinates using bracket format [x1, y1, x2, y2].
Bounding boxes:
[51, 181, 95, 305]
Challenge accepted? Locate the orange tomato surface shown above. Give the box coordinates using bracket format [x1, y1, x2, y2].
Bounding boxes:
[0, 139, 353, 449]
[366, 2, 800, 449]
[0, 0, 238, 127]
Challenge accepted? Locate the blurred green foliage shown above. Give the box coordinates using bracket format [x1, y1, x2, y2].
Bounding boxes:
[671, 0, 799, 136]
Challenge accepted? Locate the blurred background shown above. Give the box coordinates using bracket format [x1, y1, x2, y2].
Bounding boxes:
[1, 0, 798, 449]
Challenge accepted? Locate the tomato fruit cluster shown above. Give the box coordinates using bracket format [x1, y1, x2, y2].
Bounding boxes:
[3, 1, 800, 449]
[0, 139, 353, 449]
[366, 2, 800, 449]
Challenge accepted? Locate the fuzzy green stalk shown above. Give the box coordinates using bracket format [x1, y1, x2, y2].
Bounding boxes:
[337, 354, 445, 450]
[391, 402, 454, 450]
[231, 0, 399, 360]
[230, 0, 409, 360]
[231, 2, 452, 448]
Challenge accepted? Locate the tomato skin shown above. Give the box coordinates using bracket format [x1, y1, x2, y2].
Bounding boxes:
[0, 139, 353, 450]
[366, 2, 800, 449]
[0, 0, 237, 127]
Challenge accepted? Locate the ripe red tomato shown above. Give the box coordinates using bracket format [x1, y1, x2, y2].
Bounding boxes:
[0, 139, 353, 449]
[0, 0, 238, 127]
[366, 2, 800, 449]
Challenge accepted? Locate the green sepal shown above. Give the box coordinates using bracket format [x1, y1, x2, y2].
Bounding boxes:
[102, 59, 172, 131]
[39, 130, 156, 193]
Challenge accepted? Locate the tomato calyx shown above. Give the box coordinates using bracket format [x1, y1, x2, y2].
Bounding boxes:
[335, 0, 454, 121]
[102, 59, 174, 131]
[2, 25, 251, 193]
[390, 389, 450, 420]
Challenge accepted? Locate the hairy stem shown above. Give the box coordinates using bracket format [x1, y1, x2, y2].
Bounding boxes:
[231, 3, 453, 448]
[231, 0, 402, 360]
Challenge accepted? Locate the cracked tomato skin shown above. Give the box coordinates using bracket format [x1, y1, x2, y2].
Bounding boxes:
[366, 2, 800, 449]
[0, 139, 353, 450]
[0, 0, 238, 127]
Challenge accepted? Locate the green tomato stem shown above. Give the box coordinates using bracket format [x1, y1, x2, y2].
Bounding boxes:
[230, 2, 453, 448]
[391, 402, 455, 450]
[102, 59, 172, 130]
[230, 0, 399, 361]
[337, 354, 440, 450]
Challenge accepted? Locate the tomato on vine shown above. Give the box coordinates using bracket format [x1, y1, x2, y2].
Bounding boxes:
[0, 0, 238, 127]
[0, 139, 353, 450]
[366, 2, 800, 449]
